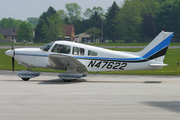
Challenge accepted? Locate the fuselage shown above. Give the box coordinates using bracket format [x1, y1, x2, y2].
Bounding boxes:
[12, 41, 163, 71]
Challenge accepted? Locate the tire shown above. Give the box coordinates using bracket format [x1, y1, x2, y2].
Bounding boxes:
[63, 79, 72, 82]
[22, 78, 30, 81]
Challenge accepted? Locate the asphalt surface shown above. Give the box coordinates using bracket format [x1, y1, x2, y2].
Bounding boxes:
[0, 70, 180, 120]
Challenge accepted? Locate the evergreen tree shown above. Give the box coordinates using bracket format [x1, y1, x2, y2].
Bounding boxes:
[89, 11, 102, 30]
[155, 1, 174, 33]
[72, 19, 90, 35]
[34, 6, 62, 43]
[142, 13, 156, 38]
[64, 17, 70, 24]
[104, 1, 120, 39]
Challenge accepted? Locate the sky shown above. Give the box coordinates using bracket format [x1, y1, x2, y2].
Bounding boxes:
[0, 0, 124, 21]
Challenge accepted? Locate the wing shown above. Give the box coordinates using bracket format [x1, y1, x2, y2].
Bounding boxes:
[47, 54, 87, 73]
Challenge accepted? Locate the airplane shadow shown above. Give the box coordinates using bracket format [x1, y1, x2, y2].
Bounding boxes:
[1, 79, 163, 84]
[38, 79, 162, 84]
[143, 101, 180, 113]
[38, 79, 87, 85]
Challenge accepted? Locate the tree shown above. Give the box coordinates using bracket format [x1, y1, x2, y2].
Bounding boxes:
[140, 0, 160, 17]
[57, 9, 67, 19]
[64, 17, 70, 24]
[115, 0, 142, 38]
[155, 0, 180, 37]
[104, 1, 120, 39]
[27, 17, 39, 28]
[85, 27, 101, 40]
[155, 1, 174, 33]
[0, 33, 5, 41]
[0, 18, 22, 28]
[34, 6, 59, 42]
[83, 7, 105, 19]
[142, 13, 156, 38]
[65, 3, 82, 22]
[89, 11, 102, 30]
[72, 19, 90, 35]
[92, 7, 105, 19]
[83, 8, 93, 19]
[41, 15, 65, 41]
[17, 21, 33, 41]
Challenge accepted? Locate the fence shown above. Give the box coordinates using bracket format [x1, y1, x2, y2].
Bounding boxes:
[1, 38, 180, 44]
[101, 38, 180, 43]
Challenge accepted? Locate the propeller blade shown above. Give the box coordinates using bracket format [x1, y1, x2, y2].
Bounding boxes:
[11, 40, 15, 72]
[12, 57, 14, 73]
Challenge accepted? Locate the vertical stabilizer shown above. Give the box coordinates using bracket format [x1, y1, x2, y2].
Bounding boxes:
[138, 30, 173, 62]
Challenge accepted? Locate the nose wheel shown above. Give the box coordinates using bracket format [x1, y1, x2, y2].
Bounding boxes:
[63, 79, 72, 82]
[22, 78, 30, 81]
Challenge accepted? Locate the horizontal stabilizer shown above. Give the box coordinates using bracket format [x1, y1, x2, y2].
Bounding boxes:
[149, 64, 168, 67]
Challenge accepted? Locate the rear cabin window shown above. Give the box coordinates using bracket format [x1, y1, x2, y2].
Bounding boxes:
[88, 50, 97, 56]
[51, 44, 71, 54]
[73, 47, 85, 55]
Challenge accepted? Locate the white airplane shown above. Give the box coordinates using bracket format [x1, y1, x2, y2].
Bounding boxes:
[5, 30, 173, 82]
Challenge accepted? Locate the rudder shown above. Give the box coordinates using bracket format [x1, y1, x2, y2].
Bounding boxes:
[138, 30, 174, 62]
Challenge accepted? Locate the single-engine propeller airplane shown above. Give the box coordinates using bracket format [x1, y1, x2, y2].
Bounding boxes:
[5, 30, 173, 82]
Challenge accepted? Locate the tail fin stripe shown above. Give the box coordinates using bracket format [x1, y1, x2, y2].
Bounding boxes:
[142, 33, 173, 59]
[147, 46, 168, 60]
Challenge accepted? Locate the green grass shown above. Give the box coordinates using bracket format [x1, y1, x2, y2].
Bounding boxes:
[0, 48, 180, 75]
[1, 42, 180, 46]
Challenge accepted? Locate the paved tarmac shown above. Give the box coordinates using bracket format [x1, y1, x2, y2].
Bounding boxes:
[0, 70, 180, 120]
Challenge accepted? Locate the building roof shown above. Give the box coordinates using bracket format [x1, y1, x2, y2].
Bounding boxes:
[63, 25, 74, 36]
[0, 24, 74, 36]
[0, 28, 19, 36]
[75, 32, 91, 38]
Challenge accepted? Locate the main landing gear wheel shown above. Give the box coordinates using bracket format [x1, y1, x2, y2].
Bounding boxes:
[22, 78, 30, 81]
[62, 79, 77, 82]
[63, 79, 72, 82]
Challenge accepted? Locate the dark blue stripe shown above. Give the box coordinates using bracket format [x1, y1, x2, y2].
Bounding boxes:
[15, 53, 48, 57]
[74, 56, 144, 61]
[143, 33, 173, 58]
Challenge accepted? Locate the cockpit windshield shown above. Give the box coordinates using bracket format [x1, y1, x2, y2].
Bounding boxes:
[40, 42, 54, 51]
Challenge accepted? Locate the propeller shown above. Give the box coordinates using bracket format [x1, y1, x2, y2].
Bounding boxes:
[12, 40, 15, 72]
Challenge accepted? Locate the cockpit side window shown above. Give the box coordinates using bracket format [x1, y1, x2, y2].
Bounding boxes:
[51, 44, 71, 54]
[40, 42, 54, 52]
[88, 50, 97, 56]
[73, 47, 84, 55]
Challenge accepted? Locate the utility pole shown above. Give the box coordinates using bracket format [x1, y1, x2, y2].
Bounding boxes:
[102, 20, 103, 41]
[94, 27, 95, 43]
